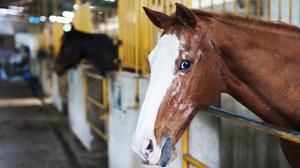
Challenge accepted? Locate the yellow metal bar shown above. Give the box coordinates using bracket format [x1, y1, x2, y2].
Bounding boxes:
[99, 113, 109, 123]
[187, 0, 192, 8]
[85, 72, 108, 109]
[267, 0, 271, 20]
[182, 129, 189, 168]
[89, 122, 108, 141]
[246, 0, 250, 16]
[182, 128, 208, 168]
[135, 1, 139, 74]
[87, 96, 106, 109]
[75, 0, 81, 5]
[183, 155, 209, 168]
[154, 0, 158, 9]
[278, 0, 282, 21]
[166, 0, 171, 14]
[234, 0, 238, 14]
[102, 78, 108, 108]
[289, 0, 293, 23]
[256, 0, 261, 17]
[142, 0, 150, 74]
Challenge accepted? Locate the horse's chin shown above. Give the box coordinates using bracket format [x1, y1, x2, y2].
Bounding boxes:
[55, 69, 65, 76]
[54, 65, 65, 76]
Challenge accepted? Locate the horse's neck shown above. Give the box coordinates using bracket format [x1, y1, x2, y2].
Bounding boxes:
[210, 21, 300, 130]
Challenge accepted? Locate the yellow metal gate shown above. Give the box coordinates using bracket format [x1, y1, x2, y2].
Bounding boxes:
[84, 70, 108, 141]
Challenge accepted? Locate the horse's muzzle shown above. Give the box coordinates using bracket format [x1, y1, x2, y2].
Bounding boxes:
[54, 64, 64, 76]
[158, 136, 172, 167]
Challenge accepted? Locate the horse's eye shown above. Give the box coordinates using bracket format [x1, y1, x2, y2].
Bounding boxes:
[179, 60, 192, 71]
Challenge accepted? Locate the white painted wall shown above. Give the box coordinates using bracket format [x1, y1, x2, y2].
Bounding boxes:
[67, 66, 94, 150]
[51, 72, 63, 112]
[14, 33, 39, 58]
[39, 59, 52, 96]
[107, 72, 220, 168]
[0, 16, 14, 35]
[189, 112, 220, 168]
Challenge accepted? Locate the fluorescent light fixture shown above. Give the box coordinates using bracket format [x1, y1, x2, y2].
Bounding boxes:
[192, 0, 235, 8]
[73, 4, 79, 10]
[89, 6, 96, 9]
[63, 24, 72, 32]
[103, 0, 116, 2]
[62, 11, 74, 18]
[49, 15, 56, 22]
[0, 8, 22, 16]
[8, 5, 24, 12]
[40, 16, 47, 22]
[49, 15, 72, 24]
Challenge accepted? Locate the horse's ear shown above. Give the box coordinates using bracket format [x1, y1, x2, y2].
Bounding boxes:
[175, 3, 197, 28]
[143, 7, 172, 29]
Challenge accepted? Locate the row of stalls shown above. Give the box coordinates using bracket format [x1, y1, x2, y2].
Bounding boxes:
[31, 0, 300, 167]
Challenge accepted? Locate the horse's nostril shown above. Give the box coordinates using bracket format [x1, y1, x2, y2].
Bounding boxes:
[146, 139, 153, 152]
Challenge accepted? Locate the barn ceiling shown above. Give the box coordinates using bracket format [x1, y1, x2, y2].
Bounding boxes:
[0, 0, 116, 16]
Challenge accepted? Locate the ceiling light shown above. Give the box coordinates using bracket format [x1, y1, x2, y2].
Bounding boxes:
[62, 11, 74, 18]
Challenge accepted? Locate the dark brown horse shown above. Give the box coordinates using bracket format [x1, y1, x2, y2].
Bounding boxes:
[55, 26, 119, 75]
[132, 3, 300, 167]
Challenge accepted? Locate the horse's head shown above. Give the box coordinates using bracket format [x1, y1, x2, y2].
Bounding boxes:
[55, 26, 82, 75]
[132, 3, 224, 166]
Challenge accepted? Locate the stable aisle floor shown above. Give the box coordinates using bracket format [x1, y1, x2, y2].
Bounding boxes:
[0, 81, 72, 168]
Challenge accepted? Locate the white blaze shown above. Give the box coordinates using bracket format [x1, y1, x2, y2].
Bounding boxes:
[132, 34, 180, 163]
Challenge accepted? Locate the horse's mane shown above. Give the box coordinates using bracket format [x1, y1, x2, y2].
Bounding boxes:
[191, 9, 300, 37]
[64, 27, 111, 40]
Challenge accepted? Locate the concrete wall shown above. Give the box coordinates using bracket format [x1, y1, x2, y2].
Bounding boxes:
[107, 72, 220, 168]
[67, 66, 93, 150]
[38, 59, 52, 96]
[51, 72, 63, 112]
[14, 33, 39, 58]
[51, 65, 102, 151]
[220, 94, 290, 168]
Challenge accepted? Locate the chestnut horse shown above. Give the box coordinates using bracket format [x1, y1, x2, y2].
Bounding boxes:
[132, 3, 300, 167]
[55, 26, 119, 75]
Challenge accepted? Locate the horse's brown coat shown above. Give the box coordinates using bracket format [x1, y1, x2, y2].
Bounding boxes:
[145, 3, 300, 167]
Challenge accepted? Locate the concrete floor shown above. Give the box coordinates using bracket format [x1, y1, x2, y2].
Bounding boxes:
[0, 81, 73, 168]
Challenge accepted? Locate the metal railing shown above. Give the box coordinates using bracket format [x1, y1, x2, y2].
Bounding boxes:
[84, 71, 108, 141]
[207, 106, 300, 144]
